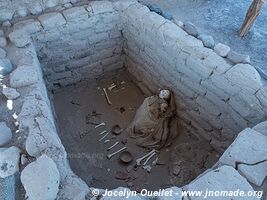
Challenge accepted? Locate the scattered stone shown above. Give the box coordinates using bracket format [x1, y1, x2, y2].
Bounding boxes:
[253, 121, 267, 136]
[186, 166, 259, 200]
[115, 171, 130, 180]
[0, 146, 21, 178]
[238, 161, 267, 186]
[20, 154, 28, 165]
[147, 4, 162, 15]
[197, 34, 215, 48]
[10, 65, 38, 88]
[21, 155, 60, 200]
[0, 58, 13, 76]
[183, 22, 199, 37]
[127, 182, 134, 187]
[0, 37, 7, 47]
[17, 7, 28, 17]
[2, 87, 20, 100]
[0, 122, 12, 146]
[227, 50, 250, 64]
[0, 48, 7, 58]
[172, 165, 181, 176]
[44, 0, 58, 8]
[64, 3, 73, 9]
[214, 43, 230, 57]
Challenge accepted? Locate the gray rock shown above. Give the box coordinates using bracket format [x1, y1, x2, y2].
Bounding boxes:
[16, 7, 28, 17]
[253, 121, 267, 136]
[2, 21, 11, 27]
[0, 30, 4, 37]
[0, 122, 12, 146]
[183, 22, 199, 37]
[8, 32, 30, 48]
[238, 161, 267, 186]
[44, 0, 58, 9]
[0, 175, 15, 200]
[21, 155, 60, 200]
[0, 37, 7, 47]
[197, 34, 215, 48]
[0, 58, 12, 76]
[2, 87, 20, 100]
[0, 48, 6, 59]
[214, 43, 230, 57]
[227, 50, 250, 64]
[10, 65, 38, 88]
[219, 128, 267, 167]
[0, 146, 21, 178]
[185, 165, 259, 200]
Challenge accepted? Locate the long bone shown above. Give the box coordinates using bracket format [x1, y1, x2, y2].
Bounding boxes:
[99, 130, 107, 135]
[107, 141, 119, 151]
[103, 88, 112, 105]
[107, 147, 127, 159]
[136, 149, 156, 166]
[99, 131, 110, 141]
[95, 122, 105, 128]
[143, 152, 156, 166]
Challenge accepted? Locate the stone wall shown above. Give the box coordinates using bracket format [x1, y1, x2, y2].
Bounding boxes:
[7, 1, 124, 90]
[120, 2, 267, 151]
[0, 0, 83, 21]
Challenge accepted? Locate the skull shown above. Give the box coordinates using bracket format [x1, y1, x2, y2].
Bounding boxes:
[159, 89, 170, 100]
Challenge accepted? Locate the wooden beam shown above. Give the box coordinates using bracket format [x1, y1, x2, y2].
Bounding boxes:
[239, 0, 264, 37]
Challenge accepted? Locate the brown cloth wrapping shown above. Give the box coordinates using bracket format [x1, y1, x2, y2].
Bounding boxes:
[127, 91, 178, 149]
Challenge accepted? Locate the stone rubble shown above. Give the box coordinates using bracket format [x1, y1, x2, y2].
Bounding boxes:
[197, 34, 215, 49]
[2, 87, 20, 100]
[0, 37, 7, 47]
[21, 154, 60, 200]
[214, 43, 231, 57]
[183, 21, 199, 37]
[0, 122, 12, 146]
[0, 48, 6, 58]
[10, 65, 38, 88]
[0, 146, 21, 178]
[227, 50, 251, 64]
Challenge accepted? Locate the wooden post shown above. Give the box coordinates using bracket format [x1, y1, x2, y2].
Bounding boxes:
[239, 0, 264, 37]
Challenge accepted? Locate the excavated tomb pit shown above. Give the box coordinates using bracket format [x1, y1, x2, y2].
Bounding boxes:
[6, 0, 267, 195]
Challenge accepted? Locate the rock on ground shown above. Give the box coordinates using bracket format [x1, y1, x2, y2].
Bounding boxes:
[185, 165, 259, 200]
[21, 154, 60, 200]
[0, 122, 12, 146]
[214, 43, 230, 57]
[2, 87, 20, 100]
[197, 34, 215, 48]
[183, 22, 199, 37]
[227, 51, 250, 64]
[0, 37, 7, 47]
[0, 58, 12, 76]
[0, 146, 21, 178]
[10, 65, 38, 88]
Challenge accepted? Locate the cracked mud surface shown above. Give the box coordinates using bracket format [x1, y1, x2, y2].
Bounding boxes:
[52, 69, 219, 190]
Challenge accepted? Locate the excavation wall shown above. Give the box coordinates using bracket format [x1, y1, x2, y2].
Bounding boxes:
[121, 3, 267, 151]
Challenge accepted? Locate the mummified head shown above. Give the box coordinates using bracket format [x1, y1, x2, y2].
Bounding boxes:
[159, 89, 171, 100]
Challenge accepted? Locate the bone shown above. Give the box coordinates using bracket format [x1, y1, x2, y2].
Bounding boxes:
[143, 165, 152, 173]
[107, 147, 127, 159]
[143, 152, 156, 166]
[104, 140, 110, 144]
[136, 149, 156, 166]
[99, 130, 107, 135]
[103, 88, 112, 105]
[152, 157, 159, 166]
[108, 84, 116, 91]
[95, 122, 105, 128]
[107, 141, 119, 151]
[99, 131, 110, 141]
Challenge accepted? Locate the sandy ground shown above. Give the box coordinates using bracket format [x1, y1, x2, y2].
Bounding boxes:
[52, 69, 219, 190]
[139, 0, 267, 79]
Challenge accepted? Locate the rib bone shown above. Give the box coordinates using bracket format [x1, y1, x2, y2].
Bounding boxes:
[107, 147, 127, 159]
[136, 149, 156, 166]
[103, 88, 112, 105]
[99, 130, 107, 135]
[107, 141, 119, 151]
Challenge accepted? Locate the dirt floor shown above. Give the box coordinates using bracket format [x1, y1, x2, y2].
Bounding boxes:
[52, 69, 219, 191]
